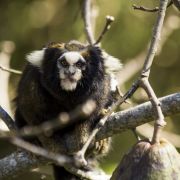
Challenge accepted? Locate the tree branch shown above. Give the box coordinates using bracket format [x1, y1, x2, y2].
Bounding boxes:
[96, 93, 180, 140]
[139, 0, 169, 144]
[132, 1, 173, 13]
[0, 151, 39, 179]
[0, 65, 22, 75]
[94, 15, 114, 45]
[0, 93, 179, 179]
[82, 0, 95, 44]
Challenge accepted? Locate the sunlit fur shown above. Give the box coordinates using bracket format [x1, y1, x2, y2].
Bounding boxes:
[26, 49, 45, 67]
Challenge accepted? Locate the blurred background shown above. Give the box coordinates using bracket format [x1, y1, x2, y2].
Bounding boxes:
[0, 0, 179, 179]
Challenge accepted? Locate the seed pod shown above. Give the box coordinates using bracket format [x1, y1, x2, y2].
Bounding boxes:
[111, 138, 180, 180]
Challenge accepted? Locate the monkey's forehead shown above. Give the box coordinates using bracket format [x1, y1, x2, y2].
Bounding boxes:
[46, 41, 86, 52]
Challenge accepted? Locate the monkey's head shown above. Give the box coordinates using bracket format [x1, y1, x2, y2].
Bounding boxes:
[26, 41, 105, 95]
[56, 51, 86, 91]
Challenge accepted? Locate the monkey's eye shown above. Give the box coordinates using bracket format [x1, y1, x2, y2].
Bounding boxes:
[76, 60, 85, 68]
[60, 59, 69, 67]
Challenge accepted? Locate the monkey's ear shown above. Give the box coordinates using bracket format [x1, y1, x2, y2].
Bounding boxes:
[102, 50, 122, 74]
[26, 49, 45, 67]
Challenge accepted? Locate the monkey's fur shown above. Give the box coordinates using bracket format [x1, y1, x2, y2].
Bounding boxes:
[15, 41, 121, 179]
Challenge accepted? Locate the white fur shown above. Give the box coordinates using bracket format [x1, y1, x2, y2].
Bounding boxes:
[58, 52, 84, 91]
[59, 68, 82, 91]
[62, 51, 85, 65]
[26, 49, 45, 67]
[110, 74, 118, 92]
[59, 68, 82, 81]
[61, 80, 77, 91]
[102, 51, 122, 92]
[102, 51, 122, 74]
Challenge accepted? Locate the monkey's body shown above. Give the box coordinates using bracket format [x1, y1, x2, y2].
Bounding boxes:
[15, 41, 121, 179]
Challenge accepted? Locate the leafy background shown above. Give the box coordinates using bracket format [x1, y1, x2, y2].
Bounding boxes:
[0, 0, 179, 179]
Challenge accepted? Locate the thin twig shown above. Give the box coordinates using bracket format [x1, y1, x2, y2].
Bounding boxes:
[95, 15, 115, 45]
[0, 65, 22, 75]
[10, 137, 109, 180]
[132, 1, 173, 13]
[140, 79, 166, 144]
[82, 0, 95, 44]
[133, 4, 159, 12]
[10, 137, 72, 166]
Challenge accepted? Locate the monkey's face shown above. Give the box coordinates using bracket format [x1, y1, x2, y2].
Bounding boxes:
[57, 52, 86, 91]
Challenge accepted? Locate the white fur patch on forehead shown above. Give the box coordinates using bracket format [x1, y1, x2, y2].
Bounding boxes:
[62, 51, 85, 65]
[26, 49, 45, 67]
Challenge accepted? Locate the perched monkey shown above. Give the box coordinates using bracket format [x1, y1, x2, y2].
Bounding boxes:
[15, 41, 121, 179]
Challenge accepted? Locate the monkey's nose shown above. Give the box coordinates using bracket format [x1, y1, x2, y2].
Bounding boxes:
[65, 70, 76, 76]
[68, 71, 75, 76]
[67, 67, 76, 76]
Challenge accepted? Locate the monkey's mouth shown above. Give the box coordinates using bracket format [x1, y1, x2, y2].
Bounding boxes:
[60, 78, 78, 91]
[61, 77, 77, 83]
[68, 77, 78, 82]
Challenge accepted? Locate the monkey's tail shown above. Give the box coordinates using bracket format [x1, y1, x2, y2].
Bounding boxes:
[53, 165, 80, 180]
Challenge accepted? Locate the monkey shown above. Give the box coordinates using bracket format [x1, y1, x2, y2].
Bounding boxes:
[15, 41, 122, 179]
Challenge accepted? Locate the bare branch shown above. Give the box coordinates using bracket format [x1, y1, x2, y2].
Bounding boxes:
[0, 41, 16, 123]
[0, 151, 39, 179]
[10, 137, 72, 166]
[82, 0, 95, 44]
[132, 1, 173, 13]
[139, 0, 169, 144]
[0, 65, 22, 75]
[141, 0, 168, 77]
[140, 79, 166, 144]
[132, 4, 159, 12]
[95, 15, 114, 45]
[96, 93, 180, 141]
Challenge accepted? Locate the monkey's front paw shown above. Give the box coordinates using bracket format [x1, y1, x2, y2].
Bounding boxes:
[101, 108, 108, 116]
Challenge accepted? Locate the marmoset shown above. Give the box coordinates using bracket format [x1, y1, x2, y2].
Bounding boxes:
[15, 41, 121, 180]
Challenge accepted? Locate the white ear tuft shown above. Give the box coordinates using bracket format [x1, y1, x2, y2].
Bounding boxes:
[102, 50, 122, 75]
[26, 49, 45, 67]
